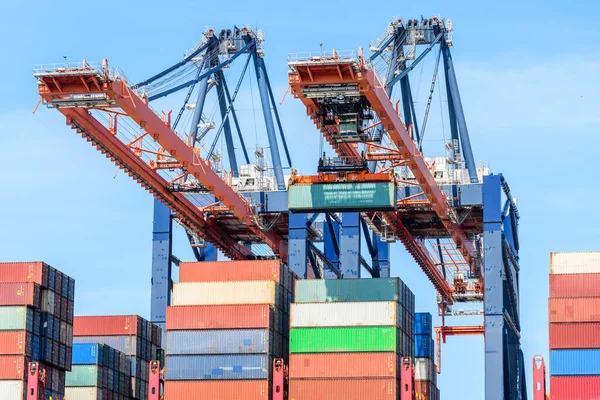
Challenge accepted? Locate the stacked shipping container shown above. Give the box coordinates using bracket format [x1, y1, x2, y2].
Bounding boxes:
[164, 260, 294, 400]
[72, 315, 162, 399]
[548, 251, 600, 399]
[0, 261, 75, 400]
[288, 278, 414, 400]
[414, 312, 439, 400]
[66, 343, 131, 400]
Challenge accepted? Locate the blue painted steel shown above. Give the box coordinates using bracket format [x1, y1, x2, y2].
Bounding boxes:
[165, 354, 270, 380]
[414, 334, 434, 359]
[251, 50, 285, 190]
[323, 214, 340, 279]
[550, 350, 600, 376]
[189, 57, 212, 145]
[441, 40, 477, 183]
[414, 313, 433, 336]
[289, 213, 309, 278]
[148, 41, 255, 101]
[216, 70, 238, 177]
[221, 64, 250, 164]
[72, 343, 102, 365]
[166, 329, 271, 355]
[151, 198, 172, 329]
[340, 213, 361, 278]
[263, 67, 292, 168]
[372, 235, 390, 278]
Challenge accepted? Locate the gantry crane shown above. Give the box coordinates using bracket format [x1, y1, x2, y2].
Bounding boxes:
[286, 17, 527, 400]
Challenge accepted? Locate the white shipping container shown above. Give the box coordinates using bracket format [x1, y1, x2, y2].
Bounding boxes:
[414, 358, 437, 384]
[0, 381, 24, 400]
[551, 252, 600, 274]
[172, 281, 277, 306]
[66, 387, 102, 400]
[290, 302, 400, 327]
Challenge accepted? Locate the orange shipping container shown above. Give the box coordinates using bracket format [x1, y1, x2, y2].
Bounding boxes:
[164, 380, 270, 400]
[0, 331, 30, 355]
[0, 262, 47, 285]
[289, 379, 397, 400]
[179, 260, 283, 283]
[549, 323, 600, 349]
[0, 355, 27, 379]
[166, 305, 272, 330]
[73, 315, 139, 336]
[548, 298, 600, 323]
[289, 353, 398, 379]
[550, 274, 600, 298]
[0, 283, 40, 307]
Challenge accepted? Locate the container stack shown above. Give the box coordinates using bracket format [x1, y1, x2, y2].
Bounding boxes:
[548, 251, 600, 399]
[0, 261, 75, 400]
[163, 260, 294, 400]
[66, 343, 131, 400]
[288, 278, 414, 400]
[72, 315, 162, 399]
[413, 312, 439, 400]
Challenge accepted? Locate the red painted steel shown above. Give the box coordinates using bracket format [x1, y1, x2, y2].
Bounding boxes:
[549, 273, 600, 298]
[272, 358, 285, 400]
[179, 260, 283, 283]
[400, 356, 414, 400]
[73, 315, 139, 336]
[532, 356, 546, 400]
[0, 355, 27, 379]
[289, 353, 398, 378]
[549, 323, 600, 348]
[0, 283, 40, 307]
[550, 376, 600, 400]
[164, 380, 270, 400]
[0, 331, 30, 355]
[289, 378, 398, 400]
[166, 305, 272, 330]
[548, 297, 600, 323]
[0, 262, 47, 285]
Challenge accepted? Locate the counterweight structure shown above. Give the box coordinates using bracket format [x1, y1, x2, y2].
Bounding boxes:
[33, 17, 526, 400]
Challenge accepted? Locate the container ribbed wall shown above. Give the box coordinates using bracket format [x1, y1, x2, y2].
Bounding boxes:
[294, 278, 401, 303]
[548, 297, 600, 322]
[65, 387, 102, 400]
[172, 281, 277, 306]
[0, 380, 25, 400]
[551, 252, 600, 274]
[164, 380, 270, 400]
[165, 354, 270, 380]
[179, 260, 283, 283]
[166, 329, 271, 354]
[289, 353, 398, 378]
[290, 302, 400, 328]
[288, 378, 398, 400]
[290, 327, 397, 353]
[550, 376, 600, 400]
[549, 323, 600, 349]
[0, 307, 32, 331]
[550, 274, 600, 297]
[166, 305, 272, 330]
[550, 349, 600, 375]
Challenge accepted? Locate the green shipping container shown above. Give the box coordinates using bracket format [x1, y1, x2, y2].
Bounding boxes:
[66, 365, 102, 387]
[0, 306, 32, 331]
[290, 327, 398, 353]
[294, 278, 402, 303]
[288, 182, 396, 212]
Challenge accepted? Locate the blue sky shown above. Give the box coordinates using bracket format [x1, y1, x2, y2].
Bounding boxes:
[1, 1, 600, 398]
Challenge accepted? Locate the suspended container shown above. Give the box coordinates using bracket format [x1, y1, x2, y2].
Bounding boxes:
[72, 336, 138, 357]
[290, 301, 400, 328]
[290, 326, 397, 353]
[294, 278, 402, 303]
[172, 281, 278, 306]
[0, 262, 49, 286]
[66, 365, 102, 387]
[550, 252, 600, 274]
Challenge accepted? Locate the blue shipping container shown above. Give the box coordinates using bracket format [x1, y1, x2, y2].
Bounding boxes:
[414, 313, 432, 336]
[72, 343, 102, 365]
[414, 335, 434, 359]
[550, 349, 600, 376]
[165, 355, 270, 380]
[167, 330, 271, 355]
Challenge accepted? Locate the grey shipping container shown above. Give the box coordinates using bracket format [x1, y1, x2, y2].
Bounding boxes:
[165, 354, 271, 380]
[167, 329, 272, 355]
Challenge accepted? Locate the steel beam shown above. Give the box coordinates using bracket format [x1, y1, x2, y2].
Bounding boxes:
[288, 213, 309, 278]
[340, 212, 361, 278]
[216, 70, 239, 176]
[150, 198, 172, 331]
[324, 214, 340, 279]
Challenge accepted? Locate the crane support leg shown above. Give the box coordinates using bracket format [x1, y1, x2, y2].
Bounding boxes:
[288, 213, 309, 278]
[484, 174, 527, 400]
[189, 58, 212, 144]
[252, 52, 285, 190]
[150, 198, 172, 332]
[441, 41, 478, 183]
[216, 70, 239, 177]
[340, 212, 361, 278]
[372, 235, 390, 278]
[323, 215, 340, 279]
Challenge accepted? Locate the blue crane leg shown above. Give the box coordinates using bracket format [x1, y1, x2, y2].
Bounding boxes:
[150, 198, 172, 333]
[216, 70, 239, 177]
[288, 213, 309, 278]
[373, 235, 390, 278]
[252, 53, 285, 190]
[323, 215, 340, 279]
[340, 212, 361, 278]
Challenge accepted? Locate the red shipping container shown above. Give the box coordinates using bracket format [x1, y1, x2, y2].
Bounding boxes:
[548, 297, 600, 322]
[0, 283, 40, 307]
[289, 353, 398, 378]
[415, 381, 436, 400]
[166, 305, 272, 330]
[0, 331, 30, 355]
[0, 355, 27, 379]
[550, 376, 600, 400]
[179, 260, 283, 283]
[0, 261, 48, 286]
[550, 274, 600, 298]
[73, 315, 140, 336]
[289, 379, 398, 400]
[164, 380, 270, 400]
[549, 323, 600, 348]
